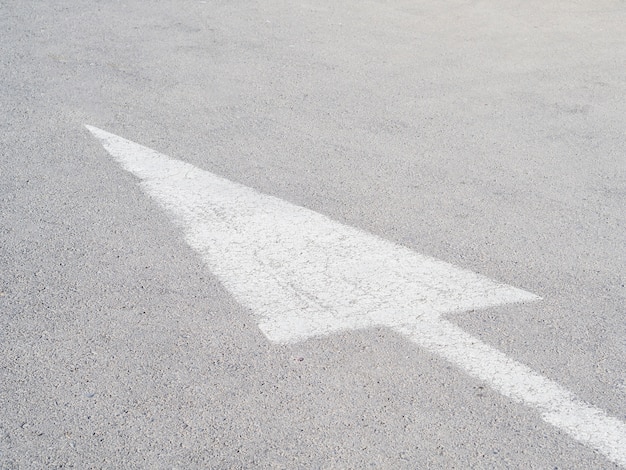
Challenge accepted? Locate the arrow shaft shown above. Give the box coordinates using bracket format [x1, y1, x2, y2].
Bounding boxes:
[396, 319, 626, 466]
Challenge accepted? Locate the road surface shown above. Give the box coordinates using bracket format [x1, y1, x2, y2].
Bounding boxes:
[1, 0, 625, 468]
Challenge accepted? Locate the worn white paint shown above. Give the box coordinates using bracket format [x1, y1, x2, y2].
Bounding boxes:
[87, 125, 626, 467]
[84, 126, 538, 342]
[397, 320, 626, 466]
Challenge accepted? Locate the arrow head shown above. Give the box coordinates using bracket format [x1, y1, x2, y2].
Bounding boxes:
[87, 125, 540, 343]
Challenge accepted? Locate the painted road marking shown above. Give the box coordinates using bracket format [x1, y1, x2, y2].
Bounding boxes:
[87, 125, 626, 467]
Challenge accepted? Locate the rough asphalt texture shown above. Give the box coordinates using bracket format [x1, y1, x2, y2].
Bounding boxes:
[1, 0, 625, 468]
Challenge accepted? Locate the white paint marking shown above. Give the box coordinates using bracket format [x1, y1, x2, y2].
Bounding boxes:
[84, 126, 538, 342]
[87, 125, 626, 467]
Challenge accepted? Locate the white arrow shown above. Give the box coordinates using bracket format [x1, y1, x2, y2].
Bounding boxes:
[87, 125, 626, 467]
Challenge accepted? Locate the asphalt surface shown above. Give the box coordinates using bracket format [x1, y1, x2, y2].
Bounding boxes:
[1, 0, 625, 468]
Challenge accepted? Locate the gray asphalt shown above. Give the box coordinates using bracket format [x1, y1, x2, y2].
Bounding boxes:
[1, 0, 625, 468]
